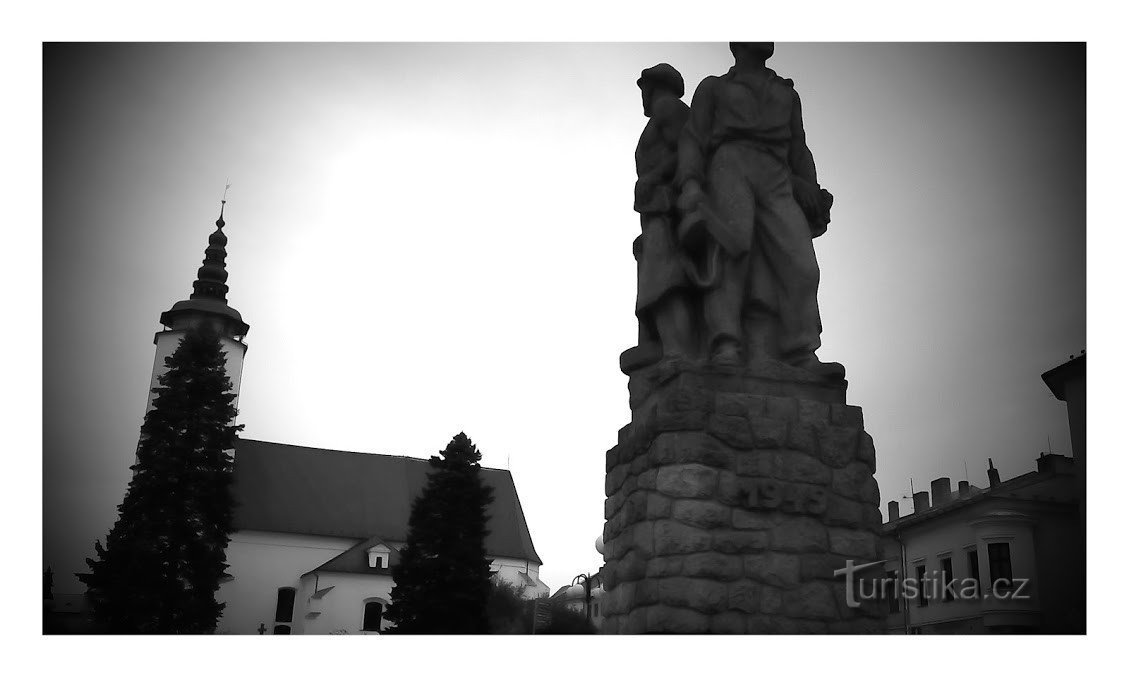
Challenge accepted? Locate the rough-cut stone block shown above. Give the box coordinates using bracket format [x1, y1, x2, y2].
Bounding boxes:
[831, 461, 873, 500]
[760, 586, 783, 614]
[857, 431, 876, 472]
[623, 491, 647, 525]
[824, 495, 864, 527]
[634, 578, 660, 606]
[783, 582, 839, 620]
[682, 552, 744, 581]
[771, 516, 828, 553]
[717, 470, 743, 505]
[606, 446, 620, 473]
[605, 463, 628, 496]
[751, 416, 789, 448]
[796, 399, 829, 426]
[654, 519, 712, 555]
[646, 492, 672, 519]
[672, 499, 732, 529]
[656, 464, 718, 499]
[828, 528, 877, 559]
[659, 577, 727, 612]
[775, 450, 832, 485]
[716, 392, 766, 417]
[655, 387, 711, 432]
[708, 414, 755, 448]
[607, 581, 636, 615]
[645, 555, 684, 578]
[788, 422, 818, 455]
[732, 508, 776, 530]
[817, 426, 859, 469]
[629, 453, 651, 475]
[712, 529, 769, 554]
[618, 548, 648, 582]
[631, 521, 655, 558]
[645, 605, 709, 633]
[637, 468, 657, 490]
[800, 553, 844, 580]
[765, 395, 798, 421]
[744, 552, 801, 588]
[735, 450, 774, 478]
[830, 403, 863, 428]
[727, 581, 763, 613]
[709, 612, 748, 634]
[623, 607, 648, 634]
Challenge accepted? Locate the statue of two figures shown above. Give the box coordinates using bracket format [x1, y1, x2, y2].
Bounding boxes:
[625, 42, 844, 382]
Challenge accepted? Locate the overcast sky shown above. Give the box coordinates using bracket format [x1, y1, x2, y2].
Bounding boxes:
[43, 42, 1084, 595]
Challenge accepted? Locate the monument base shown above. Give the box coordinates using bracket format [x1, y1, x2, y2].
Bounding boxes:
[601, 360, 885, 633]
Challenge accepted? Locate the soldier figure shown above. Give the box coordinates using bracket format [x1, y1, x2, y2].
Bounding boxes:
[676, 42, 842, 379]
[629, 63, 694, 368]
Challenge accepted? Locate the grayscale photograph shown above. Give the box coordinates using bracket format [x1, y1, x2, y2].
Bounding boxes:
[40, 39, 1086, 644]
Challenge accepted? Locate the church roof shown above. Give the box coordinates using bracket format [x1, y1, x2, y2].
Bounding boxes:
[230, 438, 542, 564]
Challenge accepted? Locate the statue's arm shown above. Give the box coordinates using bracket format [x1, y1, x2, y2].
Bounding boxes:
[788, 90, 818, 186]
[676, 77, 717, 191]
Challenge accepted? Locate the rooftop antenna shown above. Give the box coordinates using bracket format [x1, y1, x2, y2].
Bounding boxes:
[963, 459, 969, 483]
[901, 478, 915, 501]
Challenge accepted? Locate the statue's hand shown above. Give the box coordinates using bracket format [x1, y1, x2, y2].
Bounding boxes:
[678, 180, 704, 213]
[792, 176, 822, 218]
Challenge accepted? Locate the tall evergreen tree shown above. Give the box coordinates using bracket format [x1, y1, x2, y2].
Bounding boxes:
[79, 327, 241, 633]
[385, 432, 495, 633]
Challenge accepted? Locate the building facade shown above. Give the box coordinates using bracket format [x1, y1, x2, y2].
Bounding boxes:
[879, 355, 1085, 634]
[133, 206, 548, 634]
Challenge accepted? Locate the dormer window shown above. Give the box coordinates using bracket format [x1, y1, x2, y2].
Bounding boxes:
[366, 544, 391, 569]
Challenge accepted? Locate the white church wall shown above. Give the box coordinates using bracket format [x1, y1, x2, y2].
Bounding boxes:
[298, 572, 395, 635]
[216, 530, 356, 635]
[491, 556, 549, 598]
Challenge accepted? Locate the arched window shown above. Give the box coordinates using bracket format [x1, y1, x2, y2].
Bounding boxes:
[275, 587, 296, 623]
[362, 599, 385, 633]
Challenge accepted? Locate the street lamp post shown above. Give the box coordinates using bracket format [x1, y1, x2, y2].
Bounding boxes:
[572, 572, 601, 623]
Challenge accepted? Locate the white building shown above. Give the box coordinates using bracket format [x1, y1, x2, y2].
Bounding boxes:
[139, 206, 548, 634]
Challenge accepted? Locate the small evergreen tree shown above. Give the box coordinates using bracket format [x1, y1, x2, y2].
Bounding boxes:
[79, 327, 241, 633]
[385, 432, 495, 633]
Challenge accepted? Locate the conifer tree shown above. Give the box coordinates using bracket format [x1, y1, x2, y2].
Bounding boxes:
[79, 327, 241, 633]
[385, 432, 495, 633]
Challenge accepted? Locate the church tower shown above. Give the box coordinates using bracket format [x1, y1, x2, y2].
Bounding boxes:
[144, 200, 249, 415]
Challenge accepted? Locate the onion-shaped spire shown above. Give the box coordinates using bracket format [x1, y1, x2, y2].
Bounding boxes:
[189, 200, 230, 302]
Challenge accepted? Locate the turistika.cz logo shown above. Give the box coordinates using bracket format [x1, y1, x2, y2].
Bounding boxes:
[834, 560, 1031, 608]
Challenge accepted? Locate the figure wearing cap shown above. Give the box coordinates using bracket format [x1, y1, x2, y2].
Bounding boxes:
[627, 63, 694, 369]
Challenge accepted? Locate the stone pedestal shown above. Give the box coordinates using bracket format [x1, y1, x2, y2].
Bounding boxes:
[600, 360, 885, 633]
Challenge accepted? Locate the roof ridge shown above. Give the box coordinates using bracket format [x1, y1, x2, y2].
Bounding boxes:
[236, 437, 512, 473]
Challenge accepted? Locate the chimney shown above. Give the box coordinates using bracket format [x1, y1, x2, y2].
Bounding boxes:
[913, 491, 930, 513]
[987, 458, 1001, 488]
[931, 478, 952, 507]
[958, 480, 970, 498]
[887, 500, 900, 522]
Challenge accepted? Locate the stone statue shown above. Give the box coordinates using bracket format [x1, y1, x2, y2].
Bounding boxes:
[627, 63, 694, 370]
[676, 42, 842, 379]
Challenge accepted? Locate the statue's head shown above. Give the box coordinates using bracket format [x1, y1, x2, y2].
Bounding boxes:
[729, 42, 775, 64]
[637, 63, 684, 117]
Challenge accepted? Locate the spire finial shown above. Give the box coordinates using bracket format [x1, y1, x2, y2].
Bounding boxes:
[217, 181, 230, 227]
[191, 187, 232, 302]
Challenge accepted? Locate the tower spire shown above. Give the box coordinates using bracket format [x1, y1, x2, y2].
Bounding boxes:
[190, 193, 231, 303]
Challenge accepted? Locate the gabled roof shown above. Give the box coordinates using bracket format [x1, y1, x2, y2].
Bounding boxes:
[306, 534, 400, 577]
[231, 438, 542, 564]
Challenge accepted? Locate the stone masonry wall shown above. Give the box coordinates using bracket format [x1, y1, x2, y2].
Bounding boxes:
[601, 372, 885, 633]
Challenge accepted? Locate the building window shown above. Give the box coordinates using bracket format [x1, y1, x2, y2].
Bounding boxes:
[915, 564, 928, 607]
[362, 600, 384, 632]
[272, 624, 291, 635]
[275, 587, 296, 623]
[940, 556, 954, 602]
[988, 542, 1013, 588]
[886, 570, 900, 614]
[966, 548, 981, 597]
